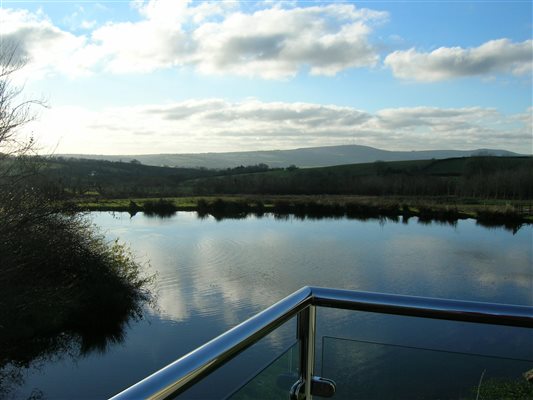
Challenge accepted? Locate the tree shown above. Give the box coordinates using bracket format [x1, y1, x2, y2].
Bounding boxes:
[0, 44, 47, 184]
[0, 44, 153, 397]
[0, 45, 47, 238]
[0, 47, 35, 157]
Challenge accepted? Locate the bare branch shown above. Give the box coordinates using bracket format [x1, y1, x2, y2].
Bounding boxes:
[0, 42, 45, 165]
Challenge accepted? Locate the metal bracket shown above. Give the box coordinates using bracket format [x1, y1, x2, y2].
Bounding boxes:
[289, 379, 305, 400]
[311, 376, 336, 398]
[290, 376, 336, 399]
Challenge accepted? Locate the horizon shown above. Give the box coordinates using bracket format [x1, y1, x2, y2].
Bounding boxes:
[2, 0, 532, 155]
[56, 143, 528, 157]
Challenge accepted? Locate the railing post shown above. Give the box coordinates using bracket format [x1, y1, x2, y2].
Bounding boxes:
[292, 305, 316, 399]
[305, 305, 316, 399]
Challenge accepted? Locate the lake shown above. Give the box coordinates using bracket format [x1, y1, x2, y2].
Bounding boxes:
[6, 212, 533, 399]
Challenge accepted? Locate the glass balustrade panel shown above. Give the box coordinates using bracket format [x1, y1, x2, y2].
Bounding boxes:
[319, 336, 533, 400]
[227, 342, 299, 400]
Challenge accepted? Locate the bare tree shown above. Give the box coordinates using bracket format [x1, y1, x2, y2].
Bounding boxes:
[0, 43, 41, 159]
[0, 42, 49, 191]
[0, 44, 49, 237]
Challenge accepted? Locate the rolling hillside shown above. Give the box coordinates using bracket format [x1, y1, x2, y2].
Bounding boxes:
[184, 156, 533, 198]
[59, 145, 522, 169]
[30, 152, 533, 199]
[34, 155, 532, 200]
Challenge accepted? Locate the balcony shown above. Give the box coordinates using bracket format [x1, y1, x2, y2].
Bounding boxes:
[110, 286, 533, 400]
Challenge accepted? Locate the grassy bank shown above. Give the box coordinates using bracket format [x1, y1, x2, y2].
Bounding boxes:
[75, 195, 533, 225]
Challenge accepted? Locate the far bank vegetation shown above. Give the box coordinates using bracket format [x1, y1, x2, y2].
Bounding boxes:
[31, 155, 533, 201]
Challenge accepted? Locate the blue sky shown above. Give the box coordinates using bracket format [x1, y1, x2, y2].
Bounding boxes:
[1, 0, 531, 154]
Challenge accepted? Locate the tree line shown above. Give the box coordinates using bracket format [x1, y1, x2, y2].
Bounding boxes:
[189, 157, 533, 200]
[30, 154, 533, 201]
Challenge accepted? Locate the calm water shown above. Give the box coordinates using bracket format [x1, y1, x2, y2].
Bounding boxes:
[8, 212, 533, 399]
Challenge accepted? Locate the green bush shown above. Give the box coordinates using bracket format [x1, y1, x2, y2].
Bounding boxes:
[0, 187, 154, 396]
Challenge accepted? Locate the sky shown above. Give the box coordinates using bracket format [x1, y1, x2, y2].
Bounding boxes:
[0, 0, 532, 155]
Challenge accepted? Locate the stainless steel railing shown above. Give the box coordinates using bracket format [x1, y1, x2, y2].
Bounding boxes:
[110, 286, 533, 400]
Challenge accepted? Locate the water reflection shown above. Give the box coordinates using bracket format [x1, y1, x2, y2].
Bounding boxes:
[196, 208, 525, 233]
[110, 211, 532, 319]
[475, 218, 524, 234]
[6, 212, 531, 399]
[0, 294, 143, 398]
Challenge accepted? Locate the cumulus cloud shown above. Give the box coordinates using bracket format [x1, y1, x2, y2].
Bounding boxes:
[90, 20, 189, 73]
[0, 8, 92, 78]
[29, 100, 531, 155]
[1, 1, 386, 78]
[385, 39, 533, 81]
[190, 4, 385, 78]
[3, 2, 532, 83]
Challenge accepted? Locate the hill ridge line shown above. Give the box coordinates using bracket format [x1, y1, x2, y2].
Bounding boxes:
[57, 144, 523, 169]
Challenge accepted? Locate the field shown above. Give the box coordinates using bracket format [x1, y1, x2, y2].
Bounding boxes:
[26, 155, 533, 225]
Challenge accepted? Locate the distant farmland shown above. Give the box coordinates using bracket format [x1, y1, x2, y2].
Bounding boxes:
[36, 155, 533, 200]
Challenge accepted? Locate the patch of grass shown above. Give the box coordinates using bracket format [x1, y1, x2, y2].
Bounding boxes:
[75, 195, 532, 225]
[469, 377, 533, 399]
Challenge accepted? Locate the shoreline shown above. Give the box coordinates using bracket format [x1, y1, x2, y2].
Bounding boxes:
[73, 195, 533, 225]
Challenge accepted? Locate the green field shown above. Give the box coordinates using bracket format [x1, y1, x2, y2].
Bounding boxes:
[36, 155, 532, 199]
[24, 155, 533, 224]
[183, 156, 532, 199]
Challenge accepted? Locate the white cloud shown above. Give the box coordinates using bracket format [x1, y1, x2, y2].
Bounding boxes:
[90, 20, 189, 73]
[0, 8, 92, 78]
[29, 100, 531, 155]
[2, 1, 386, 79]
[191, 4, 385, 78]
[134, 0, 191, 26]
[3, 3, 532, 83]
[385, 39, 533, 82]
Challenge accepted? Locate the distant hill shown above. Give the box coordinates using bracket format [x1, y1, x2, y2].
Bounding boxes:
[59, 145, 522, 169]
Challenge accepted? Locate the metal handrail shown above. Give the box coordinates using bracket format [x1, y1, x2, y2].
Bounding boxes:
[110, 286, 533, 400]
